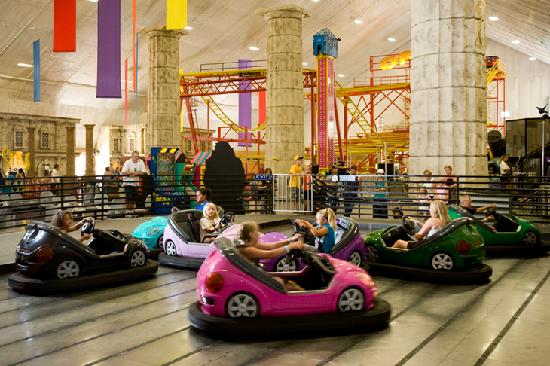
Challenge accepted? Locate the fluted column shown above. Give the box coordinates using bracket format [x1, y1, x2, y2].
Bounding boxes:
[409, 0, 487, 175]
[65, 125, 75, 176]
[257, 5, 308, 173]
[84, 124, 95, 175]
[145, 28, 185, 152]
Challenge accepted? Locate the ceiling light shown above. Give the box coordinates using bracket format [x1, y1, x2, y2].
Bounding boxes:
[248, 46, 259, 51]
[387, 37, 396, 42]
[488, 16, 499, 21]
[17, 63, 33, 68]
[354, 19, 363, 25]
[511, 40, 520, 44]
[184, 26, 193, 30]
[312, 0, 320, 2]
[88, 0, 99, 2]
[529, 56, 537, 61]
[302, 62, 308, 66]
[337, 74, 345, 77]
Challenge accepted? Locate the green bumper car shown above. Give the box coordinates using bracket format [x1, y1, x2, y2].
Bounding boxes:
[364, 217, 492, 283]
[448, 205, 549, 255]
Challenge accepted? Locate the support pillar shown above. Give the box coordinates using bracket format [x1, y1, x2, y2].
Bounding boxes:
[26, 127, 35, 177]
[65, 125, 75, 176]
[257, 5, 308, 173]
[409, 0, 487, 175]
[85, 124, 95, 175]
[145, 28, 185, 152]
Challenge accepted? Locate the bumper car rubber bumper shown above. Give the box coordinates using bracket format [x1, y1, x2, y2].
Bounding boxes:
[485, 242, 550, 256]
[188, 298, 391, 338]
[8, 260, 158, 294]
[365, 262, 493, 284]
[158, 253, 204, 269]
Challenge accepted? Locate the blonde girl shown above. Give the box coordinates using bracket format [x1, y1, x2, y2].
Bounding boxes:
[392, 200, 450, 250]
[199, 203, 221, 243]
[296, 208, 337, 253]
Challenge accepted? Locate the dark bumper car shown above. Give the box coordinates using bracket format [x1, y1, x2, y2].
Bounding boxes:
[8, 218, 158, 294]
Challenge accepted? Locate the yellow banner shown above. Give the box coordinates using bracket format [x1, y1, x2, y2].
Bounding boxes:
[166, 0, 187, 30]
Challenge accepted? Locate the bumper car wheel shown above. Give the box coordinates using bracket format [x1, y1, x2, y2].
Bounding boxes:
[165, 240, 177, 256]
[348, 250, 363, 266]
[365, 245, 379, 262]
[522, 231, 538, 245]
[56, 260, 80, 279]
[129, 249, 147, 268]
[338, 287, 364, 312]
[157, 234, 164, 249]
[227, 293, 259, 318]
[431, 252, 454, 271]
[275, 257, 298, 272]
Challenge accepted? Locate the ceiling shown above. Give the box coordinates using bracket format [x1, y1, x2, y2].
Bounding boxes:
[0, 0, 548, 109]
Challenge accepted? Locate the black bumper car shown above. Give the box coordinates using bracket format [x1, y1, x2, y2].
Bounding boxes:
[8, 218, 158, 294]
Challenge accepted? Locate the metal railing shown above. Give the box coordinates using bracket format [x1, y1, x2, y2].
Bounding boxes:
[1, 173, 549, 231]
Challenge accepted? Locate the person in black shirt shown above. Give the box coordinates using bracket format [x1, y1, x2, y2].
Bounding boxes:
[459, 195, 496, 215]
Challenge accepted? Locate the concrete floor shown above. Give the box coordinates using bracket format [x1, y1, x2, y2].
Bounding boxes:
[1, 217, 550, 365]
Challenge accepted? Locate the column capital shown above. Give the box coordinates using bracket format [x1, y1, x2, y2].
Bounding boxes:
[256, 5, 308, 20]
[144, 27, 186, 39]
[26, 126, 35, 132]
[84, 124, 95, 129]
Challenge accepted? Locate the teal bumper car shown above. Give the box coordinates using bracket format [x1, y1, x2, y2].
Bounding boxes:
[131, 216, 169, 255]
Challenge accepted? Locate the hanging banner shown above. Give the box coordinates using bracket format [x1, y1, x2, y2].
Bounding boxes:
[135, 32, 139, 125]
[53, 0, 76, 52]
[238, 59, 252, 147]
[166, 0, 187, 30]
[327, 57, 335, 167]
[97, 0, 121, 98]
[33, 40, 40, 102]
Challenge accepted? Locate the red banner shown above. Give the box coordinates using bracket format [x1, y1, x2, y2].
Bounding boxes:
[53, 0, 76, 52]
[258, 90, 266, 125]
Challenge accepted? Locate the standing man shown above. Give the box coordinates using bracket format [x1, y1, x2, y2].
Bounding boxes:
[343, 166, 359, 217]
[289, 156, 304, 211]
[121, 151, 147, 211]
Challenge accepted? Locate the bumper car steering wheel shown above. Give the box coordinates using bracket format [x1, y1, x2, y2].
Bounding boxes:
[293, 220, 315, 245]
[402, 217, 417, 237]
[219, 212, 235, 230]
[81, 217, 95, 235]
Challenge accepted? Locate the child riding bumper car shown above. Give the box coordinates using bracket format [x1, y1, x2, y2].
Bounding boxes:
[364, 217, 492, 283]
[448, 205, 549, 254]
[8, 218, 158, 294]
[188, 237, 391, 338]
[159, 209, 234, 269]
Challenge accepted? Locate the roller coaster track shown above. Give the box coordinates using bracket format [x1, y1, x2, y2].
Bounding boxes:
[199, 95, 265, 133]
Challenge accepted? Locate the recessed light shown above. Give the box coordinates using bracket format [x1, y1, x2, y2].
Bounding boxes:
[337, 74, 345, 77]
[184, 26, 193, 30]
[488, 16, 499, 21]
[248, 46, 259, 51]
[387, 37, 396, 42]
[312, 0, 320, 2]
[529, 56, 537, 61]
[17, 63, 33, 68]
[88, 0, 98, 3]
[511, 40, 520, 44]
[354, 19, 363, 25]
[302, 62, 308, 66]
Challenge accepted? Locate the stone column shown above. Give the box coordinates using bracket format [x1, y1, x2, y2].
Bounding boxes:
[145, 28, 185, 152]
[257, 5, 308, 173]
[84, 124, 95, 175]
[409, 0, 487, 175]
[65, 125, 75, 176]
[26, 127, 36, 177]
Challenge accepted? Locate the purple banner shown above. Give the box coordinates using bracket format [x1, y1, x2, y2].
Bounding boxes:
[238, 59, 252, 146]
[96, 0, 121, 98]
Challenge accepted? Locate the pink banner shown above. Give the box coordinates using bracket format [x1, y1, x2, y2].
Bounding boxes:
[317, 57, 327, 168]
[327, 58, 335, 166]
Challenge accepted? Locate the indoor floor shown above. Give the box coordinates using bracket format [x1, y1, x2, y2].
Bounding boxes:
[1, 255, 549, 366]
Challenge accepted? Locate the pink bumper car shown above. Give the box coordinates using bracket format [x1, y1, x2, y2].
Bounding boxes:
[188, 237, 391, 337]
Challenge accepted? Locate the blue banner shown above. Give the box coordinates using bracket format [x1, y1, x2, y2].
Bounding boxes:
[33, 40, 40, 102]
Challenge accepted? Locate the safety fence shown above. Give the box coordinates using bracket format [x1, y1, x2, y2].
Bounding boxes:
[1, 173, 549, 231]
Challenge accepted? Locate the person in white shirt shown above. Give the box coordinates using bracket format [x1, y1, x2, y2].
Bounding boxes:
[499, 155, 510, 175]
[121, 151, 147, 210]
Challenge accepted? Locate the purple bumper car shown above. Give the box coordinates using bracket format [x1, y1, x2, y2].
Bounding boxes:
[188, 237, 391, 337]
